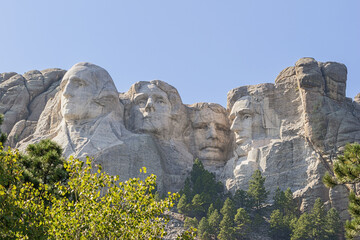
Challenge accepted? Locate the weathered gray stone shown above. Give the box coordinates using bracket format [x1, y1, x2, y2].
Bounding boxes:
[1, 58, 359, 220]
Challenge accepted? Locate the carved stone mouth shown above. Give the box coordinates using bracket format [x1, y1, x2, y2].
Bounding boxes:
[201, 146, 223, 152]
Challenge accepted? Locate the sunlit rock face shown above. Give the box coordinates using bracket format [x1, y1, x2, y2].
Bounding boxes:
[187, 102, 231, 172]
[2, 58, 360, 217]
[120, 80, 193, 192]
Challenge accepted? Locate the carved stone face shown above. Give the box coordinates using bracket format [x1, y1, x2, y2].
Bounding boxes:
[131, 83, 172, 135]
[230, 97, 253, 145]
[192, 107, 229, 162]
[60, 63, 118, 121]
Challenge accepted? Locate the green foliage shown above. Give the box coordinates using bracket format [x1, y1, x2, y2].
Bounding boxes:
[233, 189, 254, 210]
[178, 194, 190, 214]
[198, 217, 211, 240]
[0, 144, 187, 239]
[178, 159, 224, 219]
[184, 217, 198, 229]
[0, 146, 49, 239]
[48, 158, 179, 239]
[208, 209, 221, 236]
[291, 212, 312, 240]
[326, 208, 342, 239]
[270, 187, 298, 240]
[20, 139, 68, 195]
[191, 194, 206, 217]
[270, 209, 293, 240]
[346, 191, 360, 239]
[221, 197, 236, 219]
[218, 214, 235, 240]
[323, 142, 360, 239]
[0, 114, 7, 144]
[234, 208, 251, 239]
[291, 198, 342, 240]
[247, 169, 268, 210]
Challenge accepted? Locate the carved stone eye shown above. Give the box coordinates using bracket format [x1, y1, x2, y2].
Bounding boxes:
[156, 99, 165, 104]
[243, 114, 251, 120]
[137, 99, 147, 107]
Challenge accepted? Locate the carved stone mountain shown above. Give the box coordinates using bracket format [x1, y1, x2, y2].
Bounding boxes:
[1, 58, 359, 219]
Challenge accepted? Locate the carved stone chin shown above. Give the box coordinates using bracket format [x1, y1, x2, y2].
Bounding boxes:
[188, 102, 231, 170]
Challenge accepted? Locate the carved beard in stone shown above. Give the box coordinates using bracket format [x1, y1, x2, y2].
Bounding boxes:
[130, 83, 172, 137]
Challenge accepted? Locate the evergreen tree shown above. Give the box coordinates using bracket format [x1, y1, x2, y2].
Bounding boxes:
[234, 208, 251, 239]
[19, 139, 68, 196]
[177, 194, 189, 214]
[0, 114, 7, 145]
[234, 189, 254, 210]
[208, 209, 221, 237]
[247, 169, 268, 210]
[221, 197, 236, 219]
[291, 212, 312, 240]
[198, 217, 211, 240]
[274, 187, 297, 216]
[184, 217, 199, 229]
[310, 198, 327, 239]
[323, 143, 360, 239]
[218, 214, 235, 240]
[191, 194, 206, 218]
[207, 203, 215, 218]
[178, 159, 224, 217]
[274, 187, 286, 211]
[284, 188, 297, 216]
[270, 209, 293, 240]
[325, 207, 342, 240]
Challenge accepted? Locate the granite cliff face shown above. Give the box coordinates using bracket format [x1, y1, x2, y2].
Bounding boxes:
[1, 58, 359, 218]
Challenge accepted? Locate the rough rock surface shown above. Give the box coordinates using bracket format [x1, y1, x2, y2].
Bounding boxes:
[1, 58, 359, 220]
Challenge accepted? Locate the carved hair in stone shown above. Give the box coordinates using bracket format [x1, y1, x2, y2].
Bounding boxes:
[122, 80, 188, 140]
[188, 102, 231, 168]
[60, 62, 123, 122]
[228, 85, 280, 150]
[20, 62, 125, 157]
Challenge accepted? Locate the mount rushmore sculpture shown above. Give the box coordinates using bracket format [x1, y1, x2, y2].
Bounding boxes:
[1, 58, 360, 218]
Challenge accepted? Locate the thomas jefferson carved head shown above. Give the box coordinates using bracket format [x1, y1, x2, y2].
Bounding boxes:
[124, 80, 187, 139]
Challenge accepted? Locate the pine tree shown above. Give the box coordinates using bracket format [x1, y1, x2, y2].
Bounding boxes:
[270, 209, 293, 240]
[208, 209, 221, 237]
[184, 217, 198, 229]
[191, 194, 206, 218]
[325, 208, 342, 239]
[234, 208, 251, 239]
[284, 188, 297, 216]
[323, 143, 360, 239]
[177, 194, 189, 214]
[0, 114, 7, 145]
[274, 187, 297, 217]
[291, 212, 312, 240]
[218, 214, 235, 240]
[221, 197, 236, 219]
[234, 189, 254, 210]
[247, 169, 268, 210]
[198, 217, 211, 240]
[19, 139, 68, 196]
[310, 198, 327, 240]
[207, 203, 215, 218]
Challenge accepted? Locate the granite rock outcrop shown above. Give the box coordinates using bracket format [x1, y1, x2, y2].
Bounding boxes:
[1, 58, 359, 218]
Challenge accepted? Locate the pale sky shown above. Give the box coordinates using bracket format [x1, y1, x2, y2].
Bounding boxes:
[1, 0, 359, 107]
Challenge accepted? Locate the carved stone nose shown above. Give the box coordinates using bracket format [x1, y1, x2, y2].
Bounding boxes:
[207, 124, 218, 139]
[145, 98, 155, 112]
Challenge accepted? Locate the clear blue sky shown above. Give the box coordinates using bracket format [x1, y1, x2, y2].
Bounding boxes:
[1, 0, 359, 107]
